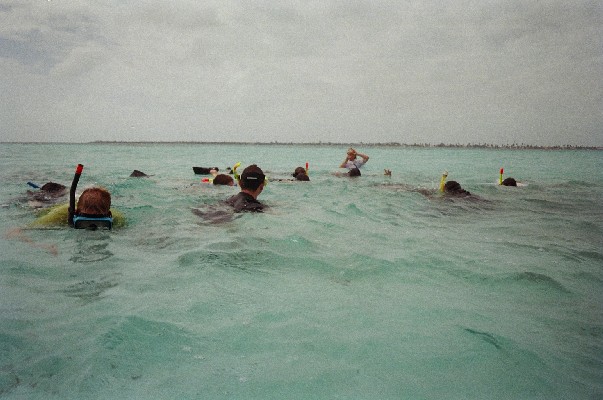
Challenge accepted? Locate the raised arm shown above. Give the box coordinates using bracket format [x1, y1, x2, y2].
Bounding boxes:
[357, 152, 369, 163]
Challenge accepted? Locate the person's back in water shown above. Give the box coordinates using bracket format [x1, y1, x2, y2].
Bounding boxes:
[225, 191, 263, 212]
[225, 164, 266, 212]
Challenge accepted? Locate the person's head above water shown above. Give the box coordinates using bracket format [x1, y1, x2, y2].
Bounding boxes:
[444, 180, 471, 196]
[501, 177, 517, 186]
[225, 164, 266, 211]
[292, 166, 310, 181]
[293, 166, 306, 177]
[295, 172, 310, 181]
[340, 147, 369, 170]
[213, 174, 235, 186]
[41, 182, 67, 193]
[76, 187, 111, 216]
[239, 164, 266, 192]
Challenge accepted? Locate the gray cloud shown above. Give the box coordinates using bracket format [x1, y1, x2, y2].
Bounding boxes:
[1, 0, 601, 146]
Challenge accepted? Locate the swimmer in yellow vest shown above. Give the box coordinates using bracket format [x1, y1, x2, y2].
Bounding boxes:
[30, 187, 125, 228]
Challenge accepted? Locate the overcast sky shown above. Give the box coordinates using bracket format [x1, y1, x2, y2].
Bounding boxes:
[1, 0, 601, 146]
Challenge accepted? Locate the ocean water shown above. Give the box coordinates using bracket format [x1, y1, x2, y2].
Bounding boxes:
[0, 143, 601, 399]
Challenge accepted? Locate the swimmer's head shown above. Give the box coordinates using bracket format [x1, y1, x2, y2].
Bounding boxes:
[444, 181, 461, 192]
[295, 173, 310, 181]
[293, 166, 306, 177]
[444, 180, 471, 196]
[213, 174, 235, 186]
[240, 164, 266, 191]
[501, 177, 517, 187]
[41, 182, 67, 193]
[76, 187, 111, 216]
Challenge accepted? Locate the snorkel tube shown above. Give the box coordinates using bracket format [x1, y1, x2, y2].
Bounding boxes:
[439, 171, 448, 192]
[499, 168, 504, 185]
[68, 164, 84, 227]
[305, 162, 309, 174]
[232, 162, 241, 181]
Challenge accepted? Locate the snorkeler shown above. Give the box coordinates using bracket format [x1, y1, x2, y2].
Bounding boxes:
[225, 164, 266, 212]
[499, 168, 518, 186]
[439, 171, 471, 196]
[26, 181, 68, 208]
[5, 165, 124, 255]
[292, 166, 310, 181]
[212, 174, 235, 186]
[27, 164, 124, 229]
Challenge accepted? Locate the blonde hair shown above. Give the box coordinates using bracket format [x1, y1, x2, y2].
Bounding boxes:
[76, 187, 111, 215]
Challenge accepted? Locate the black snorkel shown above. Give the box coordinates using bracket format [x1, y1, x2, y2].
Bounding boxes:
[68, 164, 84, 227]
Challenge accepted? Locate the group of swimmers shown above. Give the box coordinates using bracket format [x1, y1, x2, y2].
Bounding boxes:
[17, 146, 521, 233]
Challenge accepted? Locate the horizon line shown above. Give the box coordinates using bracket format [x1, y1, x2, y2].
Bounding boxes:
[1, 141, 601, 150]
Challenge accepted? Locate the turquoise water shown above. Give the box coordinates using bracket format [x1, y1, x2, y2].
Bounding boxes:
[1, 143, 602, 399]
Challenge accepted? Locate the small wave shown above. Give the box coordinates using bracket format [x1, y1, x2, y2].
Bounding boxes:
[177, 248, 274, 274]
[549, 180, 593, 189]
[61, 279, 118, 301]
[463, 328, 502, 349]
[511, 272, 570, 293]
[522, 197, 574, 212]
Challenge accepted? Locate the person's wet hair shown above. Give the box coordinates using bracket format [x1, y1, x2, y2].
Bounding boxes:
[40, 182, 66, 192]
[501, 177, 517, 186]
[240, 164, 265, 191]
[76, 187, 111, 216]
[444, 180, 471, 196]
[295, 173, 310, 181]
[213, 174, 234, 186]
[293, 167, 306, 177]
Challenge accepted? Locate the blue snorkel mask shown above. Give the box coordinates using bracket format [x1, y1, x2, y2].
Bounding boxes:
[73, 213, 113, 230]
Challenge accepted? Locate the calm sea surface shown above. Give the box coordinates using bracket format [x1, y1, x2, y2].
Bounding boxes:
[1, 143, 602, 399]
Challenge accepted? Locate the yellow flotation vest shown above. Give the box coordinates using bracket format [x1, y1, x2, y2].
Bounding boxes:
[30, 203, 125, 228]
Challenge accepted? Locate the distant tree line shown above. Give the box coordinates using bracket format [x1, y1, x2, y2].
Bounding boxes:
[89, 140, 601, 150]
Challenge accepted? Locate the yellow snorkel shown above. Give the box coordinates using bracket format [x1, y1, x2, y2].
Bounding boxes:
[439, 171, 448, 192]
[499, 168, 504, 185]
[233, 162, 241, 181]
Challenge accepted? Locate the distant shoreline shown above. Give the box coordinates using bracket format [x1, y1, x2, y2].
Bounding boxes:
[2, 141, 601, 150]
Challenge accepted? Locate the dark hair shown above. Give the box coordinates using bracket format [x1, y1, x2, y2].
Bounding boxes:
[41, 182, 66, 192]
[240, 164, 265, 191]
[295, 173, 310, 181]
[501, 177, 517, 187]
[292, 167, 306, 177]
[213, 174, 234, 186]
[444, 180, 471, 196]
[348, 168, 361, 177]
